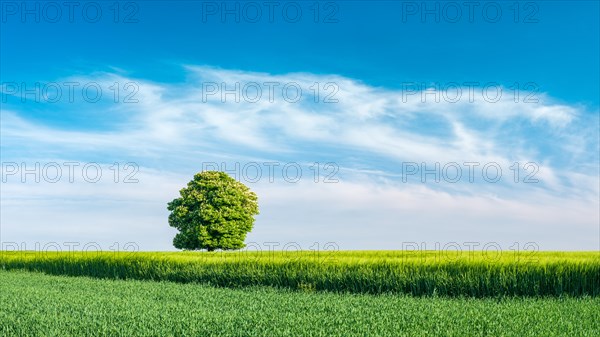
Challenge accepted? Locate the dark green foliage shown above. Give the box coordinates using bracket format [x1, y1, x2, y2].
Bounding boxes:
[167, 171, 259, 251]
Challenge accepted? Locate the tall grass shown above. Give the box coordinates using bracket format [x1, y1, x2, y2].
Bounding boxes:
[1, 251, 598, 297]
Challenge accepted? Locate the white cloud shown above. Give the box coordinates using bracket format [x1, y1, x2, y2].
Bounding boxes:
[1, 66, 598, 250]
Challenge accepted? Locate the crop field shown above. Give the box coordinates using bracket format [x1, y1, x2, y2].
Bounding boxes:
[1, 270, 599, 337]
[2, 251, 598, 336]
[1, 250, 598, 297]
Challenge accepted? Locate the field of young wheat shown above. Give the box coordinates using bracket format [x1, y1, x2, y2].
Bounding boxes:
[1, 270, 599, 337]
[1, 250, 598, 296]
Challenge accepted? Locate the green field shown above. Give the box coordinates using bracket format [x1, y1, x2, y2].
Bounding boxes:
[1, 270, 599, 337]
[1, 251, 598, 296]
[1, 251, 599, 336]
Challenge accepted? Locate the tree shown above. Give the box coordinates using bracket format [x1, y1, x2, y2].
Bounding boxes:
[167, 171, 259, 251]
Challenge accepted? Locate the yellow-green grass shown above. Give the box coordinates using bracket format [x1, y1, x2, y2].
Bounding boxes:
[1, 251, 598, 297]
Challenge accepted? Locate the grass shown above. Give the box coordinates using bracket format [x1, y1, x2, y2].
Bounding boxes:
[1, 270, 599, 337]
[1, 250, 598, 297]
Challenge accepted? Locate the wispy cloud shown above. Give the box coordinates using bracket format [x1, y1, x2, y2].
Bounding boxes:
[1, 66, 598, 250]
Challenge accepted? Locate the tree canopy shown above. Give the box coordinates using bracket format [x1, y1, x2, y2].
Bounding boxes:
[167, 171, 259, 251]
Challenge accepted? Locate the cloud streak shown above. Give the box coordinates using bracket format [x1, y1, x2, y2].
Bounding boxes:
[1, 66, 598, 250]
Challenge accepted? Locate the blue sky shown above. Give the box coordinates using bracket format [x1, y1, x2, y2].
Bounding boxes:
[1, 1, 599, 251]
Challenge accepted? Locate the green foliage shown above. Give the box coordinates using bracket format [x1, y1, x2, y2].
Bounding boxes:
[1, 270, 599, 337]
[1, 251, 599, 297]
[167, 171, 259, 251]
